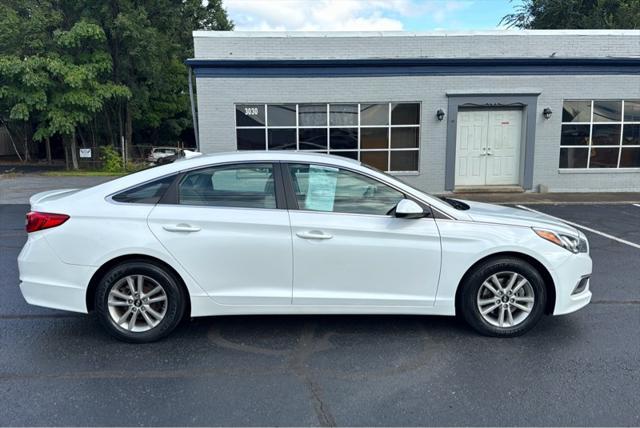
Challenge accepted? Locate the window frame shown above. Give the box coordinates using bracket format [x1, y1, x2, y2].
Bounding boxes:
[560, 99, 640, 170]
[281, 161, 433, 218]
[158, 161, 287, 210]
[235, 102, 421, 173]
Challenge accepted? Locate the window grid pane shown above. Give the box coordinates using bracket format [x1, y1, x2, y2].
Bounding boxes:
[235, 102, 421, 172]
[560, 99, 640, 169]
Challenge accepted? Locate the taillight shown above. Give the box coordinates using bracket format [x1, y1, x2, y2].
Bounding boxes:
[25, 211, 69, 233]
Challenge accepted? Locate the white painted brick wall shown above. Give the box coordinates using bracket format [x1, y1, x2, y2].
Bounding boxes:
[193, 32, 640, 193]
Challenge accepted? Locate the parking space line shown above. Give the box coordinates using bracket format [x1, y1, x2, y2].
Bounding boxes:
[633, 204, 640, 208]
[515, 205, 640, 250]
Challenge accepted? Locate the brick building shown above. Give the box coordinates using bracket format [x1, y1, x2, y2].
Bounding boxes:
[187, 30, 640, 193]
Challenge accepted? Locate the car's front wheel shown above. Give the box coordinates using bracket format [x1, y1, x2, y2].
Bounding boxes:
[94, 261, 186, 343]
[459, 257, 547, 337]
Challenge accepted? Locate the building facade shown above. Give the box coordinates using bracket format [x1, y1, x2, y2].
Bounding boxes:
[188, 30, 640, 193]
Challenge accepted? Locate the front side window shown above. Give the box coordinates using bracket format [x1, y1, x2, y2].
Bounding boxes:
[288, 163, 404, 216]
[235, 102, 420, 173]
[112, 175, 175, 204]
[560, 100, 640, 169]
[178, 163, 277, 209]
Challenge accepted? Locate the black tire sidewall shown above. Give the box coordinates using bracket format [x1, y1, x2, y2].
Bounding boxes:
[460, 257, 547, 337]
[95, 261, 185, 343]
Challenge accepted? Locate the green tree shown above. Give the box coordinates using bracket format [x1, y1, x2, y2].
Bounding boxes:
[502, 0, 640, 29]
[77, 0, 233, 158]
[0, 0, 233, 166]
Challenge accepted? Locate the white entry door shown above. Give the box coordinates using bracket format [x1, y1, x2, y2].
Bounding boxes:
[455, 109, 523, 187]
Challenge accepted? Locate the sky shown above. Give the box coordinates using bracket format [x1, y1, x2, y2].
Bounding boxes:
[223, 0, 519, 32]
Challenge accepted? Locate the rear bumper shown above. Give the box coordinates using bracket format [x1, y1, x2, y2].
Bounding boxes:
[18, 233, 94, 313]
[552, 252, 593, 316]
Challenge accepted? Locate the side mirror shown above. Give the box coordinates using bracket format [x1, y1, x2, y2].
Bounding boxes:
[394, 199, 424, 219]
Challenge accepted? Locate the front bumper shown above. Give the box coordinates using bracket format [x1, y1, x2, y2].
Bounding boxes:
[552, 252, 592, 315]
[18, 233, 94, 313]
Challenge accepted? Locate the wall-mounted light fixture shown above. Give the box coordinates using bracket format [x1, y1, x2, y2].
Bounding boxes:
[543, 107, 553, 120]
[436, 109, 445, 121]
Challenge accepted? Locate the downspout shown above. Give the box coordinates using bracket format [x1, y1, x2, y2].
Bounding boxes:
[188, 65, 200, 151]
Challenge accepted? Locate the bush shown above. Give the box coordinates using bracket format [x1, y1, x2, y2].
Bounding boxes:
[100, 146, 123, 172]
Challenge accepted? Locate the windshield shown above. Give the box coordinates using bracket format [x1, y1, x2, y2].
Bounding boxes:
[437, 196, 470, 210]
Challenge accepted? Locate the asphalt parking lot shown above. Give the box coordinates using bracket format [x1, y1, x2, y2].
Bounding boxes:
[1, 196, 639, 425]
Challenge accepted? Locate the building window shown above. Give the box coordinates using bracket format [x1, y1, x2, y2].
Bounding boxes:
[235, 103, 420, 172]
[560, 100, 640, 169]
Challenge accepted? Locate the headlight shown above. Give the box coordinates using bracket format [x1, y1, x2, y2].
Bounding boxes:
[533, 228, 588, 253]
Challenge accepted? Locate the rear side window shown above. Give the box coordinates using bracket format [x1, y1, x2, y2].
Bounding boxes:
[112, 175, 175, 204]
[178, 163, 276, 209]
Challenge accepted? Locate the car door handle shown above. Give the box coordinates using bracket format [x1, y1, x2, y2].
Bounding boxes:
[296, 230, 333, 240]
[162, 224, 201, 233]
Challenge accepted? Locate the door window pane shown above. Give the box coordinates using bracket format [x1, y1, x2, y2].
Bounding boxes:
[391, 127, 419, 148]
[178, 164, 276, 209]
[560, 125, 590, 146]
[391, 103, 420, 125]
[390, 151, 419, 171]
[329, 104, 358, 126]
[267, 104, 296, 126]
[593, 100, 622, 122]
[559, 148, 588, 168]
[361, 151, 388, 171]
[562, 101, 591, 122]
[288, 164, 404, 215]
[361, 127, 388, 149]
[299, 128, 327, 150]
[236, 104, 265, 127]
[592, 124, 621, 145]
[622, 124, 640, 145]
[298, 104, 327, 126]
[589, 147, 619, 168]
[620, 148, 640, 168]
[268, 129, 296, 150]
[624, 101, 640, 122]
[330, 128, 358, 150]
[237, 129, 266, 150]
[360, 104, 389, 126]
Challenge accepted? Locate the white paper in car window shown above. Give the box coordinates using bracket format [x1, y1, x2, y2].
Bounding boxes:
[304, 165, 338, 211]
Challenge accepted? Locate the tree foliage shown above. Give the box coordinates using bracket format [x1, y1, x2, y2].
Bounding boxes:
[0, 0, 233, 166]
[501, 0, 640, 29]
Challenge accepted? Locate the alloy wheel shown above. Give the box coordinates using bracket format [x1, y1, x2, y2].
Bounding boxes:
[107, 274, 168, 332]
[476, 271, 535, 328]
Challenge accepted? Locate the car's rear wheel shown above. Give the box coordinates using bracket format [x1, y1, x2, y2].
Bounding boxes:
[459, 257, 547, 337]
[95, 261, 185, 343]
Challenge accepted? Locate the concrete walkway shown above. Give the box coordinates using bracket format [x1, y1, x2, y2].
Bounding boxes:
[448, 191, 640, 205]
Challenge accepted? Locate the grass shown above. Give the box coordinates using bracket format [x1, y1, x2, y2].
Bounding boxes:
[43, 170, 131, 177]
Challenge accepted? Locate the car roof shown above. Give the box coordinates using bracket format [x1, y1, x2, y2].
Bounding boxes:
[177, 151, 361, 167]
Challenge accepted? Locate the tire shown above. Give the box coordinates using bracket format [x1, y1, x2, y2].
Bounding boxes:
[94, 261, 186, 343]
[459, 257, 547, 337]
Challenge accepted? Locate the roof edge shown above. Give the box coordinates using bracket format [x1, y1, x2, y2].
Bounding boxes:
[192, 30, 640, 38]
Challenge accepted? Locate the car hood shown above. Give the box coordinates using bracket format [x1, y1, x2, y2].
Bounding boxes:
[457, 199, 580, 236]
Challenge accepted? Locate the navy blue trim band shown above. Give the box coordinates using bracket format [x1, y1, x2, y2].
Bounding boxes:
[186, 58, 640, 77]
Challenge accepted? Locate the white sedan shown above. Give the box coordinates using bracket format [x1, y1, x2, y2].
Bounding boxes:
[18, 152, 592, 342]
